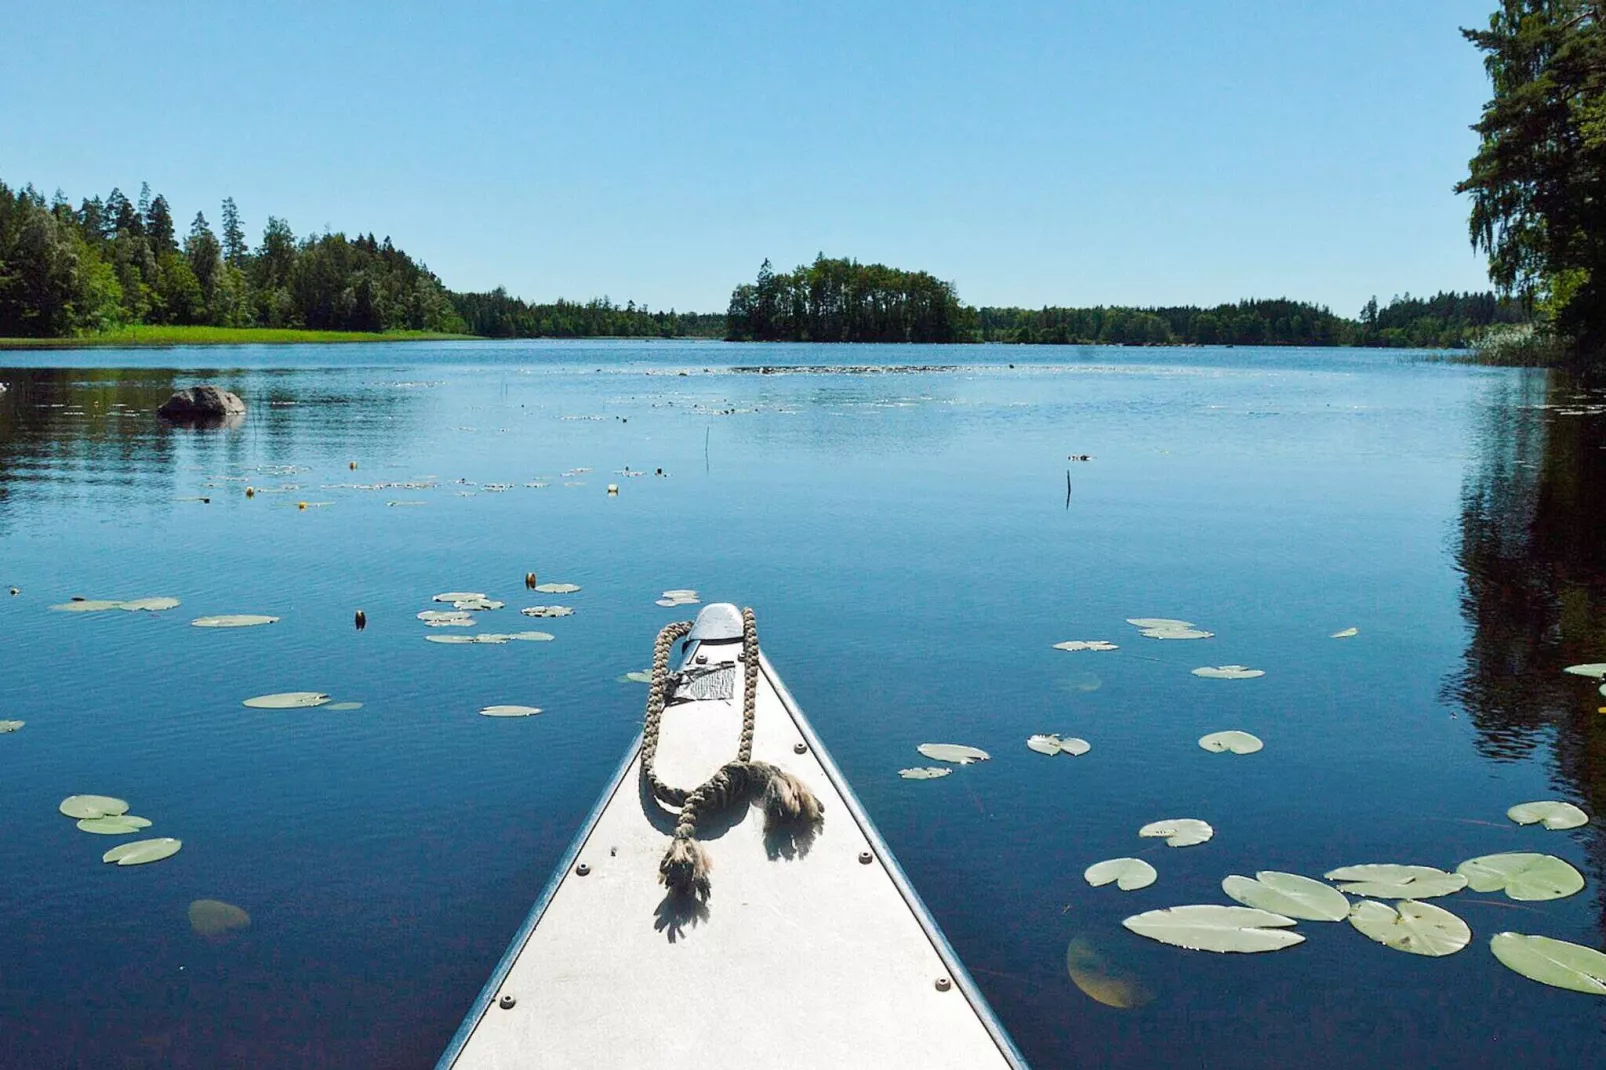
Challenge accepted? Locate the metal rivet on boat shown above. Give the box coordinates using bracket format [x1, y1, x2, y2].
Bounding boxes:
[576, 863, 590, 876]
[858, 851, 873, 865]
[935, 978, 952, 992]
[498, 994, 517, 1009]
[793, 742, 807, 754]
[695, 653, 708, 665]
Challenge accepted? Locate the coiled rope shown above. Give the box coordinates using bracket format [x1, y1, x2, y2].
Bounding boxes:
[642, 607, 824, 899]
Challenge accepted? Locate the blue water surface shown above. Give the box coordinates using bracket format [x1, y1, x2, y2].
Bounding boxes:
[0, 341, 1602, 1068]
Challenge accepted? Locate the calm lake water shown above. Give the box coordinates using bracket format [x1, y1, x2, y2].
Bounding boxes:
[1, 341, 1603, 1068]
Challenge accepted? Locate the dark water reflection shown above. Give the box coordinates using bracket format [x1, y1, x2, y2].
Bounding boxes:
[1, 343, 1604, 1068]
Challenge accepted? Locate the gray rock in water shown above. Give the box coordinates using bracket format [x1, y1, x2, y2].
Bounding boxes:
[157, 386, 246, 425]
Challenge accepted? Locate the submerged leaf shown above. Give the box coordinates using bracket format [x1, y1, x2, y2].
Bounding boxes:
[916, 743, 990, 765]
[1323, 864, 1467, 899]
[1507, 800, 1590, 830]
[1139, 818, 1214, 847]
[480, 705, 542, 717]
[1330, 627, 1359, 638]
[1198, 730, 1264, 754]
[1052, 640, 1119, 652]
[1192, 665, 1265, 680]
[76, 815, 153, 835]
[1347, 899, 1470, 957]
[1066, 934, 1154, 1009]
[102, 838, 182, 866]
[191, 615, 279, 628]
[1222, 872, 1348, 921]
[59, 795, 129, 819]
[1490, 932, 1606, 995]
[242, 692, 331, 709]
[189, 899, 251, 937]
[50, 600, 125, 612]
[1456, 852, 1585, 901]
[898, 767, 953, 780]
[1122, 905, 1302, 953]
[1084, 857, 1158, 891]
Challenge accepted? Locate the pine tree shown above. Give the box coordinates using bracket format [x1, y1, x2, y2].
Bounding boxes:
[146, 194, 176, 253]
[220, 196, 246, 266]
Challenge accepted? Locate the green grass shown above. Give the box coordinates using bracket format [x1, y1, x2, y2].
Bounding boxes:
[0, 325, 477, 349]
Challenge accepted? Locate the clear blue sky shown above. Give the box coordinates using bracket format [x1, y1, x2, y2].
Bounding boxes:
[3, 0, 1498, 316]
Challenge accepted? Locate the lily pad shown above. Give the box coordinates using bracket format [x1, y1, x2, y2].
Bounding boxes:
[1192, 665, 1265, 680]
[1066, 934, 1154, 1009]
[76, 815, 153, 835]
[242, 692, 331, 709]
[189, 899, 251, 937]
[1562, 664, 1606, 679]
[0, 720, 23, 732]
[499, 631, 555, 642]
[1323, 864, 1467, 899]
[1331, 627, 1359, 638]
[119, 597, 180, 612]
[917, 743, 990, 765]
[1122, 905, 1302, 953]
[1456, 852, 1585, 901]
[191, 615, 279, 628]
[425, 634, 477, 644]
[59, 795, 129, 819]
[433, 592, 486, 603]
[1139, 818, 1214, 847]
[1490, 932, 1606, 995]
[1508, 800, 1590, 830]
[1222, 872, 1349, 921]
[50, 600, 125, 612]
[480, 705, 542, 717]
[1347, 899, 1470, 956]
[325, 702, 364, 711]
[1141, 627, 1215, 640]
[1052, 641, 1119, 652]
[102, 838, 182, 866]
[1085, 857, 1158, 891]
[898, 767, 953, 780]
[522, 606, 574, 618]
[453, 598, 504, 611]
[1060, 737, 1091, 756]
[1198, 730, 1263, 754]
[1126, 618, 1194, 630]
[425, 617, 476, 628]
[418, 610, 472, 622]
[620, 671, 652, 684]
[534, 583, 581, 594]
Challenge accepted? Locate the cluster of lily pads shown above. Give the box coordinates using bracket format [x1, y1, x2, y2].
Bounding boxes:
[241, 692, 363, 711]
[49, 596, 182, 613]
[419, 589, 572, 645]
[1074, 798, 1602, 994]
[58, 794, 182, 866]
[656, 589, 701, 608]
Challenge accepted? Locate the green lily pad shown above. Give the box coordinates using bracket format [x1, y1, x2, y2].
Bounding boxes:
[59, 794, 129, 819]
[522, 606, 575, 618]
[1198, 730, 1263, 754]
[1139, 818, 1213, 847]
[1141, 627, 1214, 640]
[0, 720, 23, 732]
[1052, 640, 1118, 652]
[325, 702, 364, 711]
[1508, 800, 1590, 830]
[1126, 618, 1194, 630]
[50, 600, 125, 612]
[1027, 734, 1091, 756]
[898, 767, 953, 780]
[242, 692, 331, 709]
[453, 598, 504, 611]
[1323, 864, 1467, 899]
[534, 583, 581, 594]
[917, 743, 990, 765]
[1222, 872, 1349, 921]
[1562, 664, 1606, 679]
[103, 838, 182, 866]
[1347, 899, 1470, 956]
[1456, 852, 1585, 901]
[502, 631, 555, 642]
[1192, 665, 1264, 679]
[480, 705, 542, 717]
[418, 610, 472, 622]
[1084, 857, 1158, 891]
[1122, 905, 1302, 953]
[620, 671, 652, 683]
[433, 591, 486, 603]
[191, 615, 279, 628]
[119, 597, 180, 612]
[425, 634, 477, 644]
[77, 815, 153, 835]
[189, 899, 251, 937]
[1331, 627, 1359, 638]
[1490, 932, 1606, 995]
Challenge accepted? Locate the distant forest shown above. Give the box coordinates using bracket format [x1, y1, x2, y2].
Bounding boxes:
[1, 175, 1526, 349]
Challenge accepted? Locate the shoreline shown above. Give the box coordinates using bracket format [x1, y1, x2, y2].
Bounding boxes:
[0, 327, 478, 349]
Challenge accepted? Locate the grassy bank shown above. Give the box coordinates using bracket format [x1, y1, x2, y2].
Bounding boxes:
[0, 325, 477, 349]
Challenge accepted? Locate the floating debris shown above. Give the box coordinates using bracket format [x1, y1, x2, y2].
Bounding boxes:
[1122, 905, 1302, 953]
[1457, 853, 1585, 901]
[191, 615, 279, 628]
[242, 692, 331, 709]
[1198, 730, 1263, 754]
[1323, 864, 1466, 899]
[1139, 818, 1213, 847]
[898, 767, 953, 780]
[1490, 932, 1606, 995]
[1507, 800, 1590, 830]
[916, 743, 990, 765]
[103, 838, 182, 866]
[1221, 872, 1348, 921]
[1347, 900, 1469, 957]
[1084, 857, 1157, 891]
